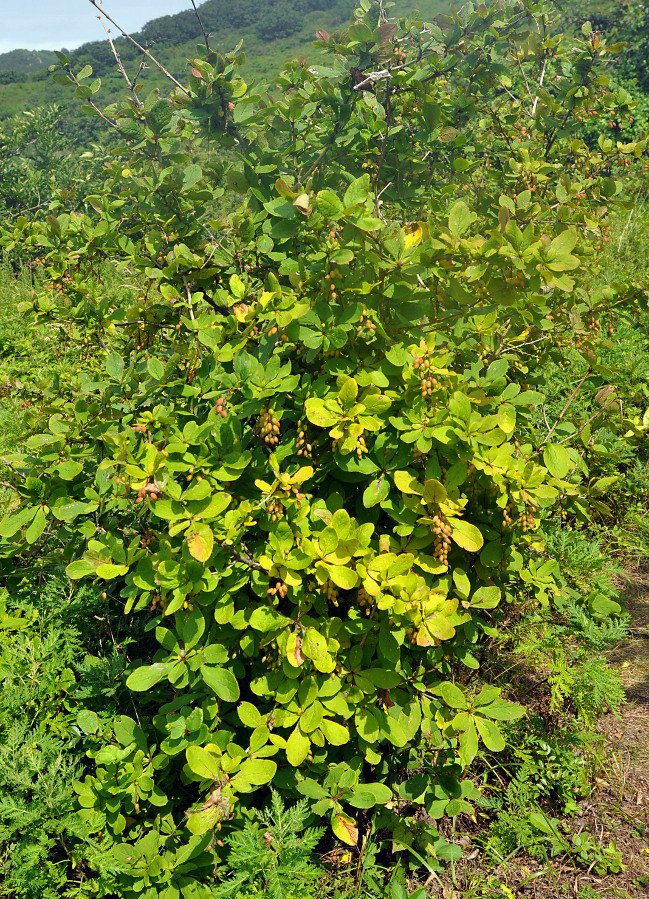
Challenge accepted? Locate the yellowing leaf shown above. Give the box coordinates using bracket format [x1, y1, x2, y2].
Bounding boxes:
[186, 523, 214, 562]
[332, 811, 359, 846]
[394, 470, 423, 495]
[403, 223, 423, 250]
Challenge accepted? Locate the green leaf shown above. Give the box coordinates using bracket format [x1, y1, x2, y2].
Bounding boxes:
[305, 397, 340, 428]
[458, 722, 478, 767]
[201, 666, 240, 702]
[361, 668, 401, 689]
[52, 499, 98, 522]
[479, 699, 526, 721]
[56, 460, 83, 480]
[147, 99, 172, 134]
[234, 758, 277, 786]
[25, 506, 47, 544]
[356, 708, 379, 743]
[448, 201, 475, 237]
[361, 782, 392, 804]
[186, 745, 218, 779]
[317, 189, 344, 217]
[286, 726, 310, 766]
[106, 353, 124, 381]
[363, 477, 389, 507]
[249, 607, 291, 631]
[183, 164, 203, 189]
[353, 213, 382, 232]
[338, 377, 358, 408]
[147, 357, 165, 380]
[96, 563, 129, 579]
[475, 715, 506, 751]
[66, 559, 97, 580]
[126, 662, 172, 691]
[394, 470, 423, 495]
[113, 715, 146, 748]
[449, 519, 484, 552]
[470, 586, 501, 609]
[0, 506, 36, 538]
[301, 627, 328, 663]
[297, 778, 329, 800]
[320, 718, 350, 746]
[77, 709, 100, 734]
[543, 443, 571, 479]
[326, 565, 358, 590]
[439, 681, 468, 709]
[344, 174, 370, 208]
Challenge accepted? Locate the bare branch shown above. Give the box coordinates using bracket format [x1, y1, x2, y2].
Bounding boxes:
[87, 0, 190, 95]
[217, 539, 265, 572]
[540, 368, 592, 447]
[97, 14, 143, 108]
[531, 57, 547, 117]
[190, 0, 211, 53]
[182, 276, 203, 360]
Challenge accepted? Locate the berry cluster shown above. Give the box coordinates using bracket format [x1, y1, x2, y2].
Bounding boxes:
[322, 580, 339, 605]
[46, 273, 74, 297]
[432, 510, 452, 564]
[135, 487, 159, 505]
[355, 433, 368, 458]
[405, 626, 418, 645]
[516, 489, 537, 532]
[296, 420, 312, 458]
[413, 345, 440, 398]
[268, 580, 288, 598]
[356, 307, 377, 338]
[502, 502, 515, 529]
[215, 396, 228, 419]
[150, 594, 168, 612]
[357, 586, 373, 615]
[267, 498, 284, 522]
[258, 408, 281, 446]
[139, 531, 155, 549]
[324, 266, 340, 301]
[393, 44, 408, 64]
[574, 314, 601, 351]
[285, 484, 307, 506]
[268, 325, 289, 345]
[413, 446, 425, 463]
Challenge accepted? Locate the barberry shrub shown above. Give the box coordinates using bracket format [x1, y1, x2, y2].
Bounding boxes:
[0, 0, 645, 894]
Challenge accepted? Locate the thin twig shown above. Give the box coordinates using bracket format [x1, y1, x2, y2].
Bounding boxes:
[531, 57, 547, 117]
[190, 0, 211, 53]
[97, 15, 143, 108]
[217, 539, 264, 572]
[2, 458, 27, 480]
[182, 276, 203, 360]
[87, 0, 190, 95]
[540, 368, 592, 447]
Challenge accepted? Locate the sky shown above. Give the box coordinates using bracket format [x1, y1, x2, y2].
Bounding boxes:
[0, 1, 194, 54]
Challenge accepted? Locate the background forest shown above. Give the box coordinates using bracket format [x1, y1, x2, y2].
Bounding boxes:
[1, 1, 649, 898]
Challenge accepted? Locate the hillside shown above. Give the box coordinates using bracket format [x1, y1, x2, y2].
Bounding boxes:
[0, 48, 57, 74]
[0, 0, 448, 132]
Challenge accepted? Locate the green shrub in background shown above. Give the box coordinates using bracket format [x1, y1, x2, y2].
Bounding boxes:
[0, 0, 646, 895]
